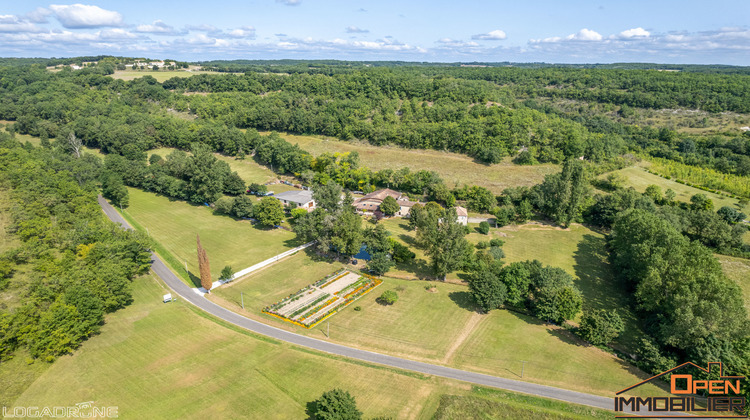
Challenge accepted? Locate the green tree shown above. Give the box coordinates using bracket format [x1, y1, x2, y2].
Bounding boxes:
[313, 389, 362, 420]
[478, 221, 490, 234]
[644, 185, 663, 203]
[534, 159, 591, 227]
[231, 195, 254, 218]
[213, 197, 233, 215]
[578, 309, 625, 346]
[717, 206, 746, 224]
[101, 172, 129, 208]
[379, 195, 400, 216]
[220, 265, 233, 282]
[516, 199, 534, 223]
[498, 261, 537, 306]
[377, 290, 398, 305]
[492, 205, 516, 227]
[468, 262, 507, 312]
[690, 193, 714, 211]
[418, 208, 473, 280]
[530, 267, 582, 324]
[313, 180, 344, 213]
[366, 252, 394, 276]
[254, 197, 285, 226]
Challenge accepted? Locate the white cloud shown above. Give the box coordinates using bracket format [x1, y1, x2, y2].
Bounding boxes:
[0, 15, 42, 33]
[437, 38, 479, 47]
[471, 29, 507, 40]
[135, 20, 179, 35]
[619, 27, 650, 38]
[25, 7, 52, 24]
[532, 28, 602, 43]
[184, 24, 218, 33]
[49, 4, 123, 28]
[226, 26, 256, 39]
[276, 0, 302, 5]
[567, 28, 602, 41]
[345, 26, 369, 34]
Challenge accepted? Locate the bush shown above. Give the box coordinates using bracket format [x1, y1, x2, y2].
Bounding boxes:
[312, 388, 362, 420]
[392, 242, 415, 263]
[220, 265, 234, 282]
[353, 306, 362, 312]
[577, 309, 624, 346]
[478, 221, 490, 234]
[475, 241, 489, 249]
[377, 290, 398, 305]
[214, 197, 234, 215]
[489, 238, 505, 247]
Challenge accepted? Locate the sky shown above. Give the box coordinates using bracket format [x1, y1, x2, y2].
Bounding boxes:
[1, 1, 749, 64]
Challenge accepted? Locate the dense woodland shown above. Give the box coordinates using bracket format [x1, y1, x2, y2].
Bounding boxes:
[0, 59, 748, 408]
[0, 133, 151, 362]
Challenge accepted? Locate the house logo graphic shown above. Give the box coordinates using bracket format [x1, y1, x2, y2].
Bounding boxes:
[614, 362, 746, 418]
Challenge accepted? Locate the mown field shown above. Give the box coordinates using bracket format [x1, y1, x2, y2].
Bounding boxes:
[377, 217, 643, 344]
[122, 187, 300, 286]
[264, 131, 559, 193]
[603, 165, 750, 213]
[8, 273, 617, 419]
[211, 235, 664, 398]
[110, 69, 220, 82]
[718, 255, 750, 310]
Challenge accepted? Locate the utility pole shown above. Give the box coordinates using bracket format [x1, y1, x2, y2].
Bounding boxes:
[184, 260, 188, 273]
[241, 292, 245, 310]
[521, 361, 526, 378]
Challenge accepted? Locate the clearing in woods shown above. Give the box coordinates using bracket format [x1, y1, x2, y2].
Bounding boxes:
[263, 131, 559, 193]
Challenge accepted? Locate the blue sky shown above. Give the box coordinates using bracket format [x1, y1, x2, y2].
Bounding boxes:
[1, 1, 749, 64]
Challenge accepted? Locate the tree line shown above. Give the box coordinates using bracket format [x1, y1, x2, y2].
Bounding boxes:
[0, 134, 151, 362]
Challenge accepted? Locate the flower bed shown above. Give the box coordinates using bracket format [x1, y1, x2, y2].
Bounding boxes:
[262, 270, 383, 328]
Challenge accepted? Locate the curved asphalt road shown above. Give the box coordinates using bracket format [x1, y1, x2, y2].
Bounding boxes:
[99, 196, 619, 412]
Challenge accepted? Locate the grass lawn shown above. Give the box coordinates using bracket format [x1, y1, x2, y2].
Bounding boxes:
[123, 187, 299, 286]
[210, 248, 661, 398]
[433, 386, 611, 419]
[8, 274, 447, 419]
[604, 165, 750, 213]
[8, 273, 617, 419]
[264, 131, 559, 193]
[212, 254, 479, 362]
[110, 70, 220, 82]
[718, 255, 750, 311]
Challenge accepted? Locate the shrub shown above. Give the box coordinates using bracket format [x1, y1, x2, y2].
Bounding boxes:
[577, 309, 624, 346]
[377, 290, 398, 305]
[478, 221, 490, 234]
[219, 265, 234, 282]
[489, 238, 505, 247]
[312, 388, 362, 420]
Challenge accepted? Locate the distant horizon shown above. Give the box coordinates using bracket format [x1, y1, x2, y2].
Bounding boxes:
[5, 56, 750, 69]
[1, 1, 748, 65]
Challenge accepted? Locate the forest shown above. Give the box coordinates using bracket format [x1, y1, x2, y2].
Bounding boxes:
[0, 59, 748, 401]
[0, 133, 151, 362]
